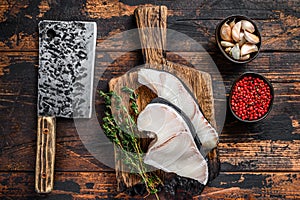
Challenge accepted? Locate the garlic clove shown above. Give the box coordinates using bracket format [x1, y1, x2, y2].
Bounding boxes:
[225, 47, 232, 53]
[244, 30, 260, 44]
[241, 20, 255, 33]
[232, 21, 242, 42]
[229, 18, 236, 28]
[221, 41, 235, 47]
[240, 54, 251, 60]
[220, 21, 232, 41]
[230, 44, 240, 60]
[241, 43, 258, 56]
[238, 31, 246, 47]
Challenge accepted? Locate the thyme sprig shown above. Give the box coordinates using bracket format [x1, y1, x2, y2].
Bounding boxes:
[100, 87, 162, 199]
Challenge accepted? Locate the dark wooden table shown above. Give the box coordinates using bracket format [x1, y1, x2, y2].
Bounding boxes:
[0, 0, 299, 199]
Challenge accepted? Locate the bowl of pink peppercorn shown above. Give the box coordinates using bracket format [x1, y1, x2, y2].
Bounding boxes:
[229, 72, 274, 122]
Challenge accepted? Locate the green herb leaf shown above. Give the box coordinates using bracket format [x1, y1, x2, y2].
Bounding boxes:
[100, 88, 162, 199]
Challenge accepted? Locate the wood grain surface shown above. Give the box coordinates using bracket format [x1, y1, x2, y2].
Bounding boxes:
[0, 0, 299, 199]
[35, 116, 56, 193]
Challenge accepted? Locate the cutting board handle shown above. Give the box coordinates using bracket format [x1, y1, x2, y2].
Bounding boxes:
[35, 116, 56, 193]
[135, 5, 168, 65]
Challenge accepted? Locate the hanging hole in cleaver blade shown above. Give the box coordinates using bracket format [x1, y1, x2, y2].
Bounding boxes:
[46, 29, 56, 40]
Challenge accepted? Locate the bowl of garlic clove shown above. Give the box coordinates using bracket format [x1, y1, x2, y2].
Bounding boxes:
[216, 15, 261, 63]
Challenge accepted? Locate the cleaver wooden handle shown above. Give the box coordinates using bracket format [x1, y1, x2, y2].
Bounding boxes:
[35, 116, 56, 193]
[135, 5, 168, 65]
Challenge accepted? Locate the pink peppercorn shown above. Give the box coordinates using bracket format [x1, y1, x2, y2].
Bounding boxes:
[230, 74, 273, 121]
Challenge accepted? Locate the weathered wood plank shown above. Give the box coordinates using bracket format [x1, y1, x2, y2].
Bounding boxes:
[166, 52, 300, 80]
[1, 0, 297, 23]
[0, 119, 112, 172]
[93, 51, 300, 83]
[0, 171, 118, 199]
[219, 140, 300, 172]
[0, 51, 38, 75]
[0, 16, 298, 52]
[120, 0, 300, 19]
[0, 0, 299, 51]
[200, 172, 300, 200]
[1, 0, 299, 22]
[0, 172, 299, 199]
[84, 0, 300, 21]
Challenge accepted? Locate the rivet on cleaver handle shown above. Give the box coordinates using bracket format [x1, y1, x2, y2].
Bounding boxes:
[36, 20, 97, 193]
[35, 116, 56, 193]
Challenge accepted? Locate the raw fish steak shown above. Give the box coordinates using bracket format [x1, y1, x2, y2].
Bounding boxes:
[138, 68, 218, 156]
[137, 102, 208, 184]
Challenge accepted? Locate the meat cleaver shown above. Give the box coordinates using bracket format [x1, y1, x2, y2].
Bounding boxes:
[36, 20, 96, 193]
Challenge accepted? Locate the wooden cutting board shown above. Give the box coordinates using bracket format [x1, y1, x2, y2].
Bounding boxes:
[108, 5, 220, 198]
[109, 62, 220, 196]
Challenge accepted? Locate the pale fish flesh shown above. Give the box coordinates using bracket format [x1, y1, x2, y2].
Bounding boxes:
[137, 102, 208, 184]
[138, 68, 218, 156]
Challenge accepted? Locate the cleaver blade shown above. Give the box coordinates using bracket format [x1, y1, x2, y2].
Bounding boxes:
[36, 20, 96, 193]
